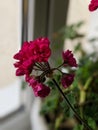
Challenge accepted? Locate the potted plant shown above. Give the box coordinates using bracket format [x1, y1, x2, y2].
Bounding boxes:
[39, 20, 98, 130]
[13, 1, 98, 129]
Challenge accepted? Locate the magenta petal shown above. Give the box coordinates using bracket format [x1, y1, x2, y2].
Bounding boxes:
[33, 83, 50, 98]
[16, 68, 25, 76]
[61, 74, 75, 88]
[62, 50, 77, 67]
[89, 0, 98, 11]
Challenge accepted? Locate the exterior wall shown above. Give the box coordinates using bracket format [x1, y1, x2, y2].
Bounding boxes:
[0, 0, 22, 118]
[67, 0, 90, 32]
[0, 0, 20, 88]
[65, 0, 98, 55]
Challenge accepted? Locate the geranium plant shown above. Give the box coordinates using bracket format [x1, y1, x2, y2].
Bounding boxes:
[13, 1, 98, 130]
[13, 37, 93, 130]
[39, 22, 98, 130]
[13, 37, 77, 97]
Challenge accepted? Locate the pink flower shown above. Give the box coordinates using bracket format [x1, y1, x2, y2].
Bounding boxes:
[14, 42, 31, 60]
[14, 58, 34, 76]
[25, 75, 38, 86]
[13, 37, 51, 76]
[29, 37, 51, 62]
[13, 42, 34, 76]
[15, 68, 25, 76]
[89, 0, 98, 11]
[33, 83, 50, 98]
[61, 74, 75, 88]
[25, 75, 50, 97]
[13, 37, 77, 98]
[62, 50, 77, 67]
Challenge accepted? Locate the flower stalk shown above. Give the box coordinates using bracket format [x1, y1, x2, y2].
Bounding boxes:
[52, 78, 93, 130]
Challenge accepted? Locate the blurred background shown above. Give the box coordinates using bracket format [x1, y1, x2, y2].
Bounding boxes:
[0, 0, 98, 130]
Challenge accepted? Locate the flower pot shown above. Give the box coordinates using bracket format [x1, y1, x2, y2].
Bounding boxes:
[30, 97, 49, 130]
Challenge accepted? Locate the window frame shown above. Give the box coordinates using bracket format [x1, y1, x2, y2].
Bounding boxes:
[0, 0, 69, 130]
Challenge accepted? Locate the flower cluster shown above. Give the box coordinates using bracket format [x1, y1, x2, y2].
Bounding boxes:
[89, 0, 98, 11]
[13, 37, 77, 98]
[14, 38, 51, 76]
[62, 50, 77, 67]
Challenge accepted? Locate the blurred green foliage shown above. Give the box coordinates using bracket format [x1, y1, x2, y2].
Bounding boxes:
[40, 22, 98, 130]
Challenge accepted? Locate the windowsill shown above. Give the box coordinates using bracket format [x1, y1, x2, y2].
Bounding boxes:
[0, 106, 31, 130]
[0, 80, 21, 118]
[0, 79, 32, 130]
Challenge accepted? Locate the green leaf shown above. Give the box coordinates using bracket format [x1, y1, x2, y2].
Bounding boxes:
[40, 90, 59, 115]
[88, 117, 97, 129]
[73, 124, 84, 130]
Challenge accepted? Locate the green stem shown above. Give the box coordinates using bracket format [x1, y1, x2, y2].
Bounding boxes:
[84, 77, 92, 91]
[79, 90, 86, 104]
[35, 63, 44, 71]
[56, 62, 64, 69]
[80, 107, 84, 130]
[52, 68, 63, 74]
[52, 78, 93, 130]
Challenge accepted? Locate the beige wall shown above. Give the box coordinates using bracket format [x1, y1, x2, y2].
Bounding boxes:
[0, 0, 20, 88]
[64, 0, 91, 55]
[66, 0, 98, 54]
[67, 0, 90, 31]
